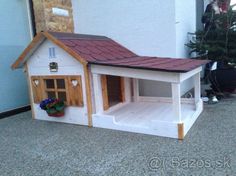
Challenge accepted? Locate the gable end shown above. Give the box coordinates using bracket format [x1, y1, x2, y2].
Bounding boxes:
[12, 32, 88, 69]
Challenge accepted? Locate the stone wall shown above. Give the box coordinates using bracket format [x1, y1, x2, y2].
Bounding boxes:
[32, 0, 74, 33]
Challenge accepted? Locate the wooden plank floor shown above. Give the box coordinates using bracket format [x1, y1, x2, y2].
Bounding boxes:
[108, 102, 195, 127]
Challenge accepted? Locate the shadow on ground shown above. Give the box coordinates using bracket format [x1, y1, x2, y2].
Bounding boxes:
[0, 97, 235, 176]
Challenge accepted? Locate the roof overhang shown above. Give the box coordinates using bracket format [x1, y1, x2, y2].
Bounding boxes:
[91, 64, 203, 83]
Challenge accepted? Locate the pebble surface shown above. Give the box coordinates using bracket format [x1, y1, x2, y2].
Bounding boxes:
[0, 97, 235, 176]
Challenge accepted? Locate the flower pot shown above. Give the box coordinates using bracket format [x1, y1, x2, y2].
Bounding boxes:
[47, 111, 65, 117]
[40, 98, 66, 117]
[46, 105, 65, 117]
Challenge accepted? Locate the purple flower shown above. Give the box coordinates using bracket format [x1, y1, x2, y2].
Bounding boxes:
[40, 98, 56, 110]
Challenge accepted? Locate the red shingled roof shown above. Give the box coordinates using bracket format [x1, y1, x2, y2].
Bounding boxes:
[50, 32, 137, 62]
[13, 32, 209, 72]
[49, 32, 209, 73]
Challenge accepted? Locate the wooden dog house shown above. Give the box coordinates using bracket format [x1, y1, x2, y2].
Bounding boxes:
[12, 31, 208, 139]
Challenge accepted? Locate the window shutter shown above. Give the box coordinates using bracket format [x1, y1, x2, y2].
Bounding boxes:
[67, 76, 84, 107]
[31, 76, 44, 103]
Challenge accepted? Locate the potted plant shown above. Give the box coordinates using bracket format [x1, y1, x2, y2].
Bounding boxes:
[187, 2, 236, 94]
[40, 98, 65, 117]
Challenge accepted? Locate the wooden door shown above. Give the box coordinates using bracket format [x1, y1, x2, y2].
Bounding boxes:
[101, 75, 125, 110]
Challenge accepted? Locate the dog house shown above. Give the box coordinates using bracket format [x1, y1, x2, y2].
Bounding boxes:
[12, 31, 208, 139]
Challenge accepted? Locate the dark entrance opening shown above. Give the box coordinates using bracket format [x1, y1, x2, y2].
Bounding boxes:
[106, 75, 123, 107]
[101, 75, 125, 110]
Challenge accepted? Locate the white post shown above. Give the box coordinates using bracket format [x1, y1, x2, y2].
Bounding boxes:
[92, 74, 104, 114]
[171, 83, 182, 122]
[124, 78, 132, 103]
[194, 72, 201, 109]
[132, 78, 139, 102]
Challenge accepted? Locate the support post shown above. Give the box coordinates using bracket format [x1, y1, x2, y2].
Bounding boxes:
[92, 74, 104, 114]
[25, 64, 36, 119]
[84, 65, 93, 127]
[171, 83, 181, 122]
[132, 78, 139, 102]
[194, 72, 201, 109]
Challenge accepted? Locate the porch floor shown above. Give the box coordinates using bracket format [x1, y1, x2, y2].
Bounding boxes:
[107, 102, 195, 127]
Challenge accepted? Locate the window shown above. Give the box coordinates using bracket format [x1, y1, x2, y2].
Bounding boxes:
[31, 76, 84, 107]
[49, 47, 56, 58]
[44, 78, 67, 102]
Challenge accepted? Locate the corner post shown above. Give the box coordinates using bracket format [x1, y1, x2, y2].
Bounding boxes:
[83, 65, 93, 127]
[25, 63, 36, 119]
[132, 78, 139, 102]
[171, 83, 182, 122]
[92, 74, 104, 114]
[194, 72, 201, 109]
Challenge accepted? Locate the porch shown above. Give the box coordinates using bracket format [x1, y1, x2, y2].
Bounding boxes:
[91, 64, 203, 139]
[92, 100, 202, 139]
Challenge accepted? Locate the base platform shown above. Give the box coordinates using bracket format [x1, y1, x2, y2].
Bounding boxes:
[92, 100, 203, 139]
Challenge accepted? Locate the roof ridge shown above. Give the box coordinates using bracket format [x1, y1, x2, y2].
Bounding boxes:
[48, 31, 110, 40]
[59, 38, 110, 41]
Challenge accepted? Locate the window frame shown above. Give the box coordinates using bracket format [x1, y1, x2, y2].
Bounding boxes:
[43, 77, 69, 103]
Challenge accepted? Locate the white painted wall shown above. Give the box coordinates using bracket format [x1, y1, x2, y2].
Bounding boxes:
[72, 0, 197, 97]
[175, 0, 196, 58]
[72, 0, 176, 57]
[174, 0, 197, 95]
[27, 40, 88, 125]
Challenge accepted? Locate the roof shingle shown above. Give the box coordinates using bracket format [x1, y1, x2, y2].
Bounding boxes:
[49, 32, 209, 72]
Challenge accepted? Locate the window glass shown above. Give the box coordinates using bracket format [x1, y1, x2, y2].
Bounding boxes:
[58, 92, 67, 102]
[45, 79, 55, 89]
[47, 91, 56, 99]
[57, 79, 65, 89]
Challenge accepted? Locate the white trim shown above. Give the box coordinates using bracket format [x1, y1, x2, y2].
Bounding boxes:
[91, 65, 181, 83]
[184, 99, 203, 135]
[179, 67, 202, 82]
[103, 102, 129, 114]
[138, 96, 195, 104]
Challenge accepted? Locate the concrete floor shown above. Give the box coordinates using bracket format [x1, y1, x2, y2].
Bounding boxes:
[0, 97, 235, 176]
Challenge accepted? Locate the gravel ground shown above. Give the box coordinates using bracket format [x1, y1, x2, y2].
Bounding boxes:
[0, 97, 235, 176]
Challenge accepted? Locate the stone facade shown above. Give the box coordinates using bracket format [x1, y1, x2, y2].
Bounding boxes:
[32, 0, 74, 33]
